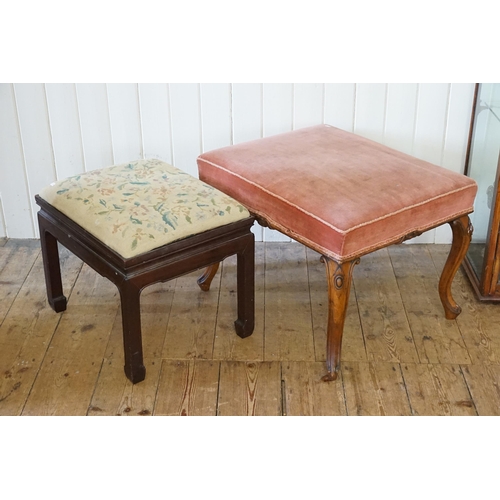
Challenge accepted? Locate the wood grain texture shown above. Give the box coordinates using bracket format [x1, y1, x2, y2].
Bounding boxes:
[213, 249, 264, 361]
[22, 263, 119, 415]
[162, 270, 220, 360]
[461, 364, 500, 416]
[218, 361, 281, 416]
[264, 243, 315, 362]
[2, 240, 497, 416]
[342, 361, 411, 416]
[0, 240, 40, 325]
[389, 244, 471, 365]
[282, 361, 347, 416]
[354, 249, 419, 364]
[154, 360, 219, 416]
[402, 363, 476, 416]
[0, 248, 82, 415]
[88, 358, 161, 416]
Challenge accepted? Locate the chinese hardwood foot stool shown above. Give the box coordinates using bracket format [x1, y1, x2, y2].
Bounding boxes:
[35, 159, 255, 384]
[197, 125, 478, 382]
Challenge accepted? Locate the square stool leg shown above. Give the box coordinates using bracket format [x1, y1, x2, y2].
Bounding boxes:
[119, 280, 146, 384]
[39, 214, 67, 313]
[235, 234, 255, 338]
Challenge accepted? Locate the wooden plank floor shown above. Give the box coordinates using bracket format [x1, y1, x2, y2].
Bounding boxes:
[1, 239, 499, 416]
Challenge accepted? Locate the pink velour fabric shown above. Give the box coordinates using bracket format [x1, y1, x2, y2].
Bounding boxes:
[197, 125, 478, 262]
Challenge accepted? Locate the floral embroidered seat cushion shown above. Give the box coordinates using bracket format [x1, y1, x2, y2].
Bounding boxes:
[38, 159, 250, 259]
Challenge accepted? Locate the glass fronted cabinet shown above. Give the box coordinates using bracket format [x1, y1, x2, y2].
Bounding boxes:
[463, 83, 500, 300]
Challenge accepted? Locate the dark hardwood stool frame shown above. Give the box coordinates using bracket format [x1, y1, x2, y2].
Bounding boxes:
[36, 195, 255, 384]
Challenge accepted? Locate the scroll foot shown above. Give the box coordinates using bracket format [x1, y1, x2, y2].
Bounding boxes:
[197, 263, 220, 292]
[439, 215, 473, 320]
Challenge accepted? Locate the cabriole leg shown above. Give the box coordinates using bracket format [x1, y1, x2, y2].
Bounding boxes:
[197, 263, 220, 291]
[439, 215, 473, 320]
[322, 257, 359, 382]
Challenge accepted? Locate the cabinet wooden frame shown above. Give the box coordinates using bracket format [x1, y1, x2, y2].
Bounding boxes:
[462, 83, 500, 301]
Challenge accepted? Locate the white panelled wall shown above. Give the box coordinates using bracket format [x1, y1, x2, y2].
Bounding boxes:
[0, 83, 475, 243]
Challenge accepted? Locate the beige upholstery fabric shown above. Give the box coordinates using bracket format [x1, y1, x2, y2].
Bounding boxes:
[39, 159, 250, 259]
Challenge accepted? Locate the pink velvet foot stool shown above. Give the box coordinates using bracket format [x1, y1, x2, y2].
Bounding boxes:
[196, 125, 478, 381]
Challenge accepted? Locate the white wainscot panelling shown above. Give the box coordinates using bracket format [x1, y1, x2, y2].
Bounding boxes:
[200, 83, 231, 152]
[293, 83, 324, 129]
[14, 83, 57, 237]
[384, 83, 418, 154]
[263, 83, 293, 137]
[76, 83, 114, 172]
[139, 83, 173, 163]
[0, 84, 33, 238]
[354, 83, 387, 143]
[1, 83, 477, 241]
[324, 83, 356, 132]
[413, 83, 450, 165]
[45, 83, 85, 180]
[169, 83, 202, 178]
[107, 83, 143, 165]
[232, 83, 263, 144]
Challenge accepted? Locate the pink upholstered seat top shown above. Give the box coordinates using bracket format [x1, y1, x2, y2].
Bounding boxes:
[197, 125, 477, 262]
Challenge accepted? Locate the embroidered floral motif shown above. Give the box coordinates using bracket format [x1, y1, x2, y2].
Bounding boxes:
[39, 159, 250, 258]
